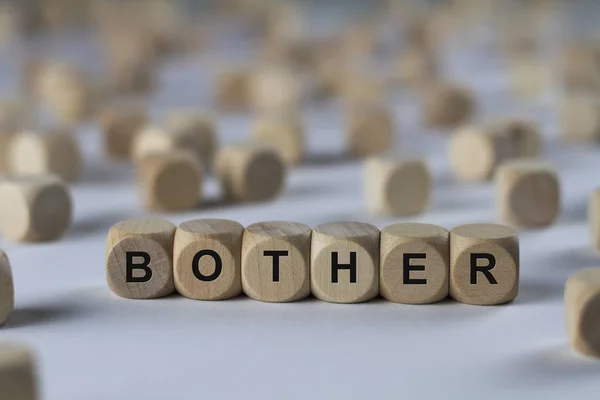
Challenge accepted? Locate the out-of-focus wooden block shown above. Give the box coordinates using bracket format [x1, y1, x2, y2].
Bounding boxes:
[0, 250, 14, 326]
[380, 223, 449, 304]
[560, 94, 600, 142]
[589, 188, 600, 251]
[496, 160, 560, 229]
[450, 223, 519, 305]
[106, 218, 176, 299]
[509, 56, 550, 99]
[9, 129, 82, 182]
[215, 69, 251, 111]
[0, 343, 38, 400]
[560, 44, 600, 92]
[174, 219, 243, 300]
[397, 47, 438, 88]
[251, 113, 304, 165]
[99, 103, 147, 160]
[136, 151, 203, 212]
[214, 143, 286, 202]
[565, 268, 600, 358]
[346, 102, 395, 158]
[163, 110, 218, 167]
[491, 118, 542, 158]
[422, 83, 475, 129]
[311, 222, 380, 303]
[250, 65, 301, 114]
[242, 221, 311, 302]
[363, 155, 430, 216]
[0, 174, 72, 242]
[340, 72, 385, 106]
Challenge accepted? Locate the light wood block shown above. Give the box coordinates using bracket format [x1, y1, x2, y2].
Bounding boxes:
[561, 44, 600, 92]
[136, 151, 203, 212]
[0, 250, 14, 326]
[450, 223, 519, 305]
[380, 223, 449, 304]
[397, 47, 438, 88]
[215, 69, 251, 111]
[509, 56, 550, 99]
[491, 118, 542, 158]
[496, 160, 560, 228]
[214, 143, 286, 202]
[346, 102, 395, 158]
[589, 188, 600, 251]
[423, 83, 475, 129]
[311, 222, 380, 303]
[340, 73, 385, 106]
[565, 268, 600, 358]
[9, 129, 82, 182]
[0, 343, 38, 400]
[363, 155, 430, 216]
[250, 65, 301, 114]
[0, 174, 72, 242]
[174, 219, 243, 300]
[164, 110, 218, 167]
[242, 221, 311, 302]
[560, 94, 600, 142]
[251, 113, 304, 165]
[106, 218, 176, 299]
[99, 103, 147, 160]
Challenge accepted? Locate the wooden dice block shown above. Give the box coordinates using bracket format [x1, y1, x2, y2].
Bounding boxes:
[242, 221, 311, 302]
[450, 223, 519, 305]
[215, 69, 251, 111]
[561, 44, 600, 92]
[496, 160, 560, 228]
[0, 343, 38, 400]
[106, 219, 176, 299]
[311, 222, 380, 303]
[560, 94, 600, 142]
[565, 268, 600, 358]
[174, 219, 243, 300]
[0, 250, 14, 326]
[340, 73, 385, 106]
[214, 143, 286, 202]
[346, 102, 395, 158]
[9, 129, 82, 182]
[422, 83, 475, 129]
[589, 188, 600, 251]
[492, 118, 542, 158]
[397, 47, 438, 88]
[99, 103, 147, 159]
[251, 113, 304, 165]
[136, 151, 203, 212]
[0, 174, 72, 242]
[164, 110, 218, 167]
[250, 65, 301, 114]
[363, 155, 430, 216]
[509, 56, 550, 99]
[380, 223, 449, 304]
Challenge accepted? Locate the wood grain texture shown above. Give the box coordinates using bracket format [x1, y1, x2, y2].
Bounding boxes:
[565, 268, 600, 358]
[0, 174, 72, 242]
[380, 223, 449, 304]
[364, 155, 430, 216]
[0, 250, 14, 326]
[311, 222, 380, 303]
[450, 223, 519, 305]
[251, 113, 305, 165]
[99, 103, 147, 159]
[174, 219, 243, 300]
[242, 221, 311, 302]
[496, 160, 560, 228]
[214, 143, 286, 202]
[9, 129, 82, 182]
[423, 83, 475, 129]
[136, 151, 203, 212]
[345, 102, 395, 158]
[164, 110, 218, 167]
[589, 188, 600, 251]
[106, 219, 176, 299]
[0, 343, 38, 400]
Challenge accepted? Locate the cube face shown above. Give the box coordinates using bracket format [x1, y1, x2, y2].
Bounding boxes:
[565, 268, 600, 358]
[174, 219, 243, 301]
[242, 222, 311, 303]
[347, 104, 394, 158]
[252, 116, 304, 165]
[424, 84, 474, 129]
[0, 344, 37, 400]
[0, 250, 14, 326]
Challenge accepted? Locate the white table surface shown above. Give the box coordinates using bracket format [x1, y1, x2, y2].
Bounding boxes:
[1, 4, 600, 399]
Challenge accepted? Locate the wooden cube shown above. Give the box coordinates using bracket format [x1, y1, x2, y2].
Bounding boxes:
[422, 83, 475, 129]
[340, 73, 385, 106]
[99, 103, 147, 160]
[0, 250, 14, 326]
[164, 110, 218, 167]
[346, 102, 395, 158]
[560, 94, 600, 142]
[250, 65, 301, 114]
[496, 160, 560, 228]
[380, 223, 449, 304]
[9, 129, 82, 182]
[491, 118, 542, 158]
[509, 56, 551, 99]
[0, 343, 38, 400]
[106, 219, 176, 299]
[565, 268, 600, 358]
[215, 69, 251, 111]
[397, 47, 438, 88]
[363, 155, 430, 216]
[450, 223, 519, 305]
[136, 151, 203, 212]
[251, 113, 304, 165]
[589, 188, 600, 251]
[311, 222, 380, 303]
[214, 143, 286, 202]
[242, 221, 311, 302]
[0, 174, 72, 242]
[174, 219, 243, 300]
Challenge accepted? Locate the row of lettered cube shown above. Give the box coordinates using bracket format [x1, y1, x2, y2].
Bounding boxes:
[106, 219, 520, 305]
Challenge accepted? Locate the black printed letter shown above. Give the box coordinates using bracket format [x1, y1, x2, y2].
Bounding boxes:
[470, 253, 498, 284]
[403, 253, 427, 284]
[331, 252, 357, 283]
[264, 250, 288, 282]
[192, 250, 222, 282]
[126, 251, 152, 283]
